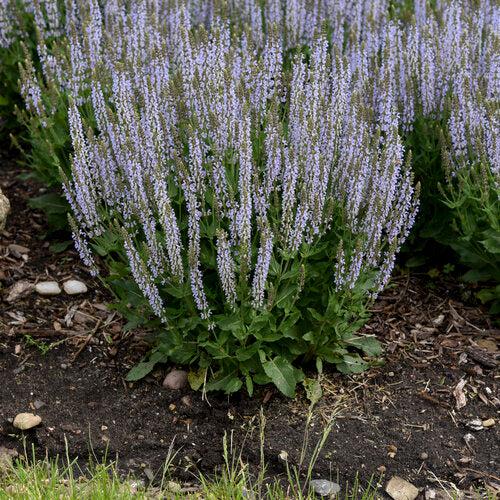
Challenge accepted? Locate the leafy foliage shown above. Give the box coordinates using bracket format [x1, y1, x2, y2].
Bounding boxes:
[440, 161, 500, 313]
[95, 222, 382, 397]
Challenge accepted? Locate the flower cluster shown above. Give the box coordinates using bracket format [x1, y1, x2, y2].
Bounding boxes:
[61, 19, 418, 319]
[10, 0, 499, 391]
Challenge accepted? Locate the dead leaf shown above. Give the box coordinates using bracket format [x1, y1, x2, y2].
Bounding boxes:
[453, 379, 467, 409]
[476, 339, 498, 354]
[5, 281, 33, 303]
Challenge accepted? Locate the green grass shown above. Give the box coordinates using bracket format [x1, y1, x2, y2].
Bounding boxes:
[0, 448, 380, 500]
[0, 407, 382, 499]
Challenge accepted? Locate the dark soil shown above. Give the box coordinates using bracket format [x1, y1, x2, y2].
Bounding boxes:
[1, 157, 499, 495]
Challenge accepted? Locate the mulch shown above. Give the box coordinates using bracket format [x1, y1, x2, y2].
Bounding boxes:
[1, 155, 499, 496]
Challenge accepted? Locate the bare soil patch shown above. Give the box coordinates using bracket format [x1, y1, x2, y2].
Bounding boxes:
[1, 158, 499, 494]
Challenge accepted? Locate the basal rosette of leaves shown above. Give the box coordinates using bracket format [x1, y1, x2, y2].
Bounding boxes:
[61, 23, 419, 396]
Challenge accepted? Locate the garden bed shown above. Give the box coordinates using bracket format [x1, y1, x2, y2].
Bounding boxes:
[1, 157, 498, 495]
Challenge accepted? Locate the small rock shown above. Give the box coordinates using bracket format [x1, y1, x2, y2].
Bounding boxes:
[143, 468, 154, 481]
[33, 400, 46, 410]
[13, 413, 42, 430]
[35, 281, 61, 296]
[278, 450, 288, 461]
[166, 481, 182, 493]
[14, 344, 21, 355]
[63, 279, 88, 295]
[377, 465, 387, 474]
[482, 418, 495, 428]
[181, 395, 192, 407]
[310, 479, 341, 497]
[0, 447, 18, 471]
[8, 244, 30, 257]
[463, 433, 475, 445]
[128, 480, 145, 494]
[466, 418, 483, 431]
[6, 281, 33, 303]
[425, 488, 437, 500]
[385, 476, 419, 500]
[0, 188, 10, 232]
[425, 488, 463, 500]
[453, 379, 467, 409]
[162, 370, 188, 390]
[420, 452, 429, 460]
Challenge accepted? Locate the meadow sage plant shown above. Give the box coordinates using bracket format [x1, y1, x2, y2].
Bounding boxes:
[60, 14, 419, 396]
[10, 0, 499, 393]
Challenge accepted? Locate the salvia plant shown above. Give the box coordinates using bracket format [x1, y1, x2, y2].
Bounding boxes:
[5, 0, 500, 393]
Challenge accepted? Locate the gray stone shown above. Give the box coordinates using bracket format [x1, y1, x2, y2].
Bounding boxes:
[33, 400, 46, 410]
[162, 370, 188, 390]
[63, 279, 88, 295]
[310, 479, 341, 497]
[35, 281, 61, 296]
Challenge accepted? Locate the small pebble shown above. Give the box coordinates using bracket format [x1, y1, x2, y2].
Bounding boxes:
[310, 479, 341, 497]
[8, 244, 29, 257]
[181, 395, 192, 407]
[420, 452, 429, 460]
[35, 281, 61, 296]
[63, 279, 88, 295]
[162, 370, 188, 390]
[33, 400, 46, 410]
[482, 418, 495, 428]
[13, 413, 42, 430]
[385, 476, 419, 500]
[166, 481, 182, 493]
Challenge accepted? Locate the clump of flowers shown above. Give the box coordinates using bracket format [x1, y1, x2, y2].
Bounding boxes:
[58, 8, 418, 395]
[12, 0, 499, 393]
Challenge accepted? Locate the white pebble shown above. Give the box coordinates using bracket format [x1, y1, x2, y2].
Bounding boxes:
[63, 280, 88, 295]
[35, 281, 61, 296]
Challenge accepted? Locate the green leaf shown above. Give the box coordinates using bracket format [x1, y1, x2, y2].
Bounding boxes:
[480, 234, 500, 254]
[49, 240, 72, 253]
[217, 314, 242, 331]
[303, 377, 322, 405]
[275, 284, 297, 309]
[307, 308, 324, 322]
[188, 368, 206, 391]
[126, 351, 165, 381]
[344, 335, 382, 357]
[28, 193, 68, 213]
[462, 268, 492, 283]
[261, 355, 299, 398]
[236, 342, 260, 362]
[206, 373, 243, 393]
[336, 354, 368, 374]
[245, 375, 254, 396]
